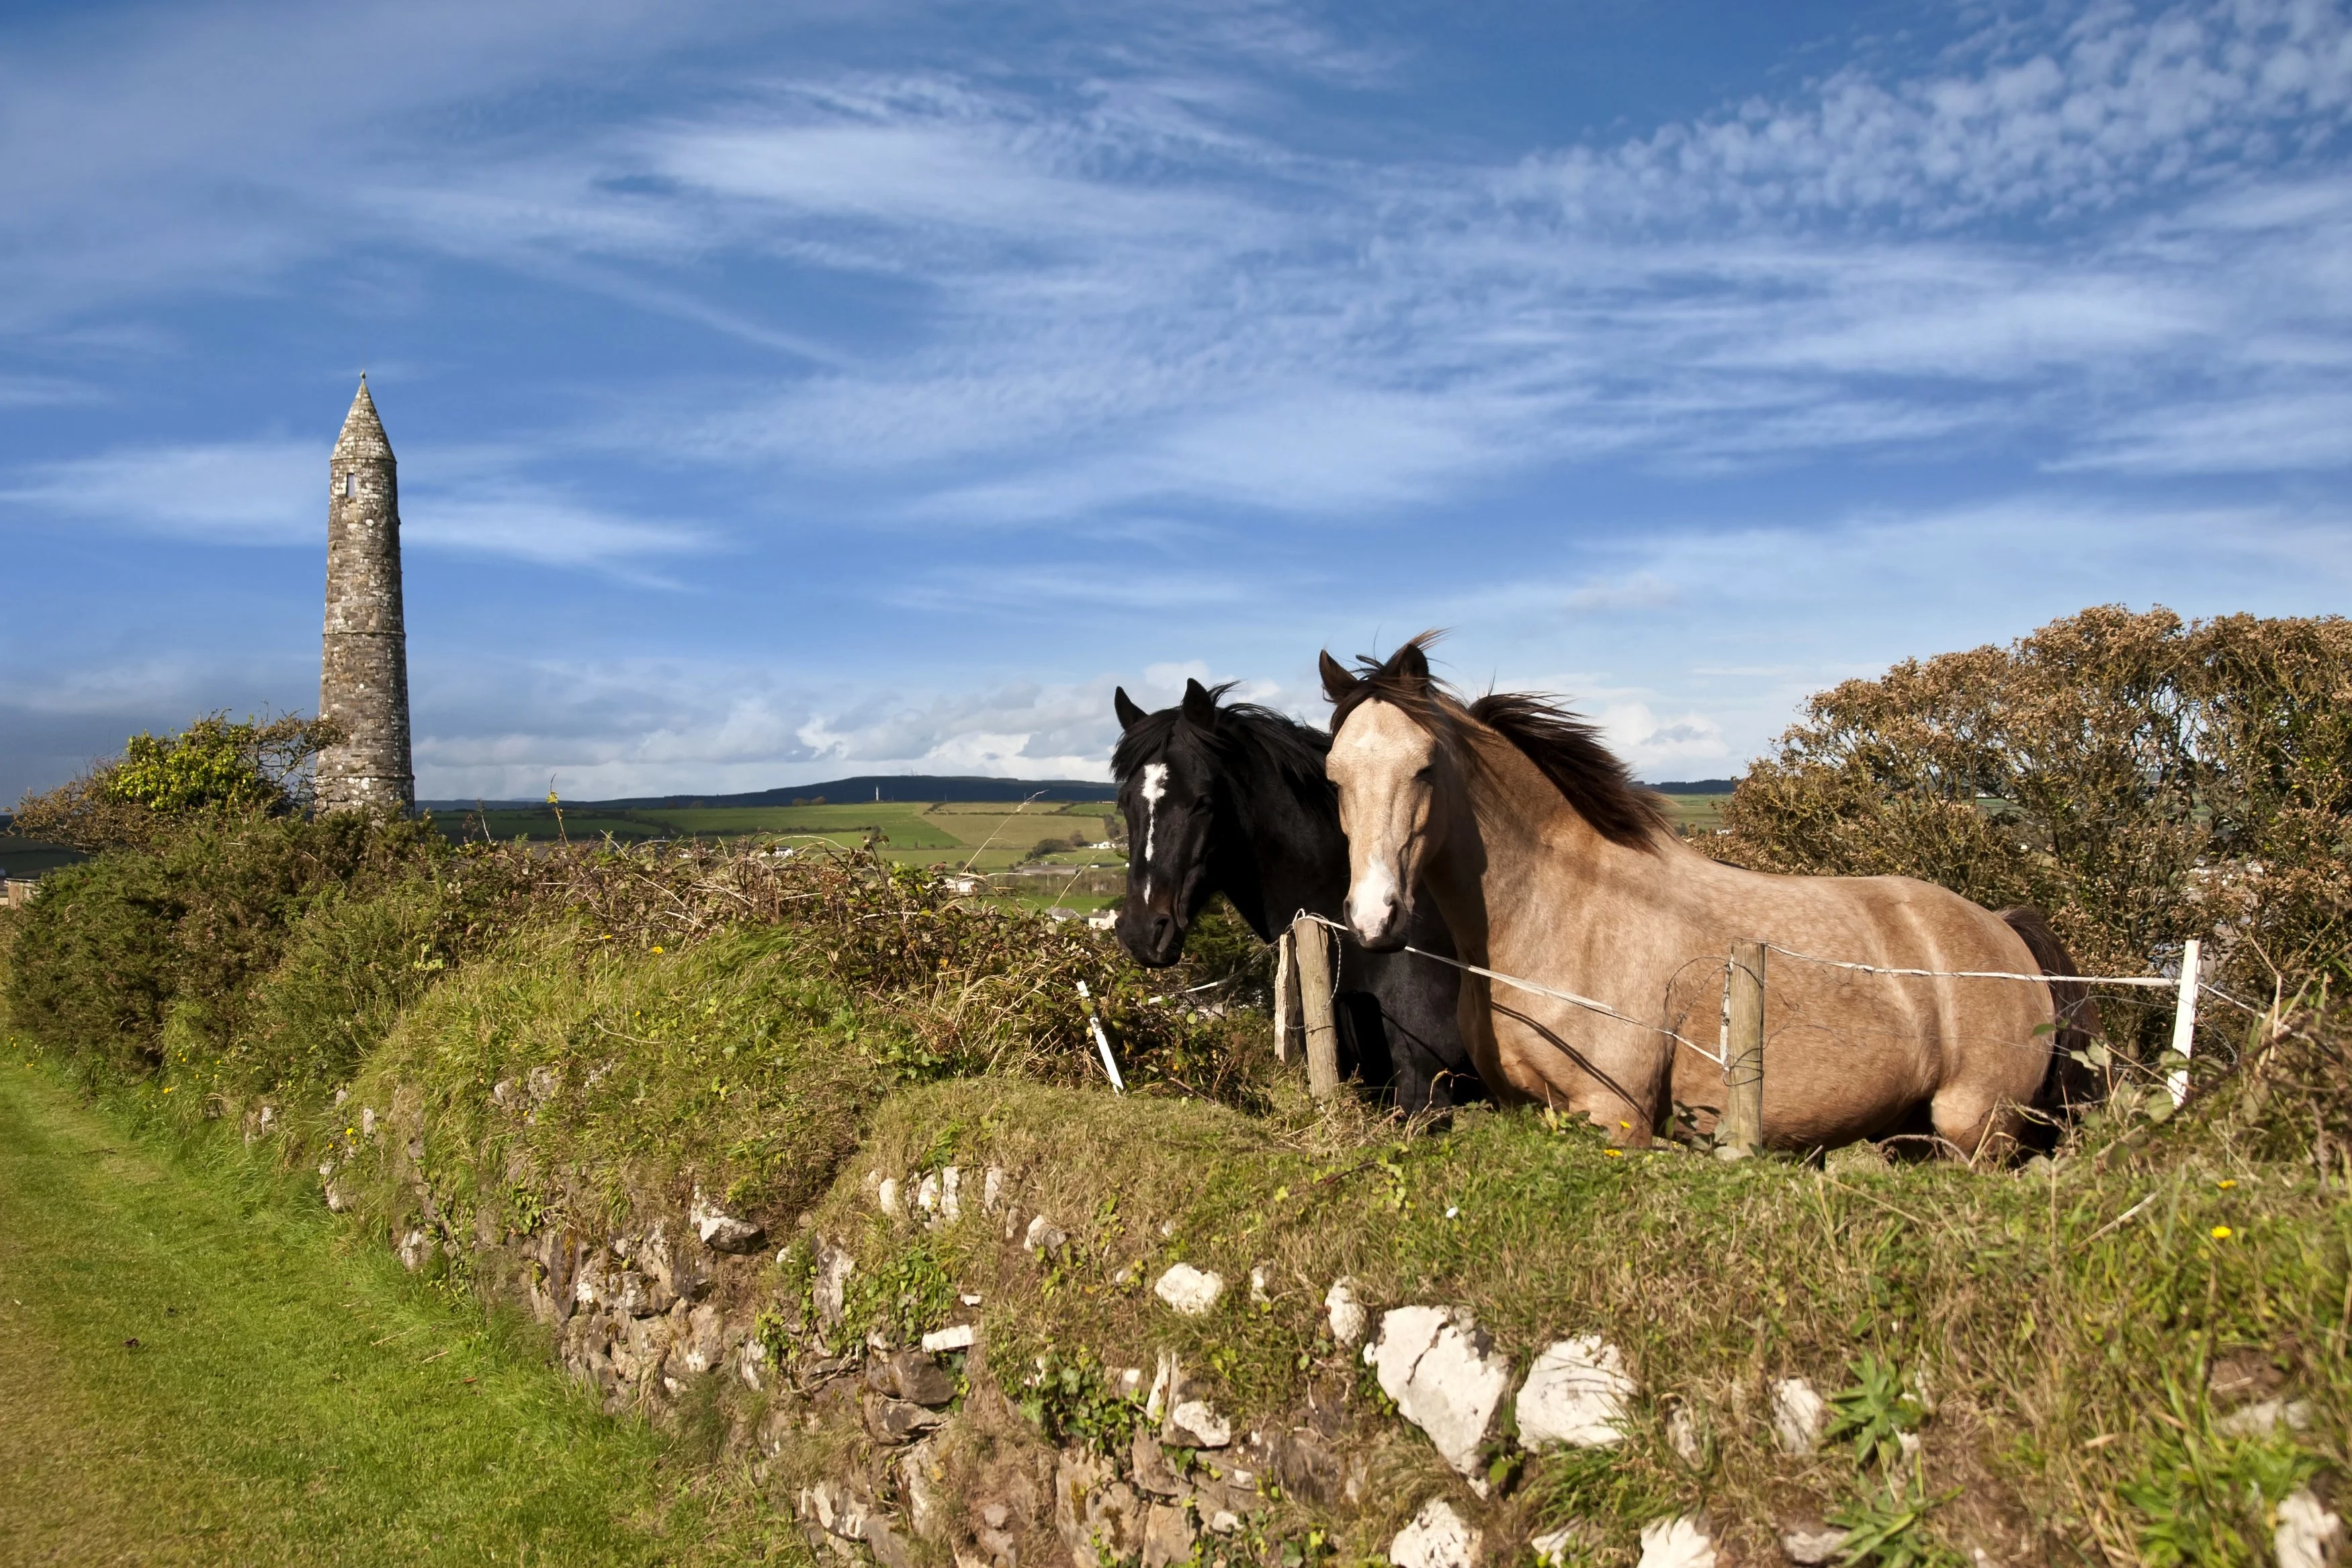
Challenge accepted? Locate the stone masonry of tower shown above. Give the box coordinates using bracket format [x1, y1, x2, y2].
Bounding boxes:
[316, 377, 415, 815]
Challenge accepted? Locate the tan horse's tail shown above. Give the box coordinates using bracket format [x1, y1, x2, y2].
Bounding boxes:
[1999, 906, 2105, 1119]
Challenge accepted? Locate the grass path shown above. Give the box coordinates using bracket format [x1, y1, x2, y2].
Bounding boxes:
[0, 1060, 762, 1566]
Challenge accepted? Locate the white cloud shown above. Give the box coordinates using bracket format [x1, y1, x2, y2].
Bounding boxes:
[11, 1, 2352, 520]
[1565, 572, 1681, 613]
[3, 441, 711, 569]
[2055, 389, 2352, 470]
[405, 491, 713, 570]
[1497, 1, 2352, 229]
[1596, 703, 1730, 775]
[3, 441, 316, 544]
[410, 662, 1142, 798]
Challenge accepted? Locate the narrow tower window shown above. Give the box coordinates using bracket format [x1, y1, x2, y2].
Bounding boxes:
[343, 472, 357, 498]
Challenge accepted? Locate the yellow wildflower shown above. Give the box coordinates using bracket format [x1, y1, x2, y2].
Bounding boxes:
[2211, 1225, 2232, 1240]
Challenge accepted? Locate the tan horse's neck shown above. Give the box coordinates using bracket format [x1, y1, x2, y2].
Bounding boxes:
[1428, 724, 1680, 973]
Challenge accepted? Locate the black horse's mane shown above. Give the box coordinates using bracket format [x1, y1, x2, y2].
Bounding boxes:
[1112, 683, 1332, 792]
[1327, 633, 1669, 852]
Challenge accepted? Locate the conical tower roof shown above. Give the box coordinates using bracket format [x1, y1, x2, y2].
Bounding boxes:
[332, 375, 393, 464]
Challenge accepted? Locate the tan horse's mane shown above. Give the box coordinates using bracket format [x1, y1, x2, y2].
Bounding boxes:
[1326, 631, 1671, 853]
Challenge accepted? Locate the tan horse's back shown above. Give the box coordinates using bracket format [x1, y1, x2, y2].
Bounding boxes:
[1650, 851, 2058, 1156]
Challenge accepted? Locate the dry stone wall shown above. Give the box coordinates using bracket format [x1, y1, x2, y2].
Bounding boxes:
[290, 1084, 1786, 1568]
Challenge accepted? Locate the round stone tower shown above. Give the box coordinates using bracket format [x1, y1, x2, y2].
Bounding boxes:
[316, 376, 415, 815]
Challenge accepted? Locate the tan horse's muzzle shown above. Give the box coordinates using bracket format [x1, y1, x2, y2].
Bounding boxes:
[1347, 851, 1410, 949]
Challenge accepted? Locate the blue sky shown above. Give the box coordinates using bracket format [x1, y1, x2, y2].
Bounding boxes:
[3, 0, 2348, 801]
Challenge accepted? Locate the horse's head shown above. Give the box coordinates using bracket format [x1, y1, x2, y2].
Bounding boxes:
[1110, 679, 1230, 967]
[1320, 636, 1459, 951]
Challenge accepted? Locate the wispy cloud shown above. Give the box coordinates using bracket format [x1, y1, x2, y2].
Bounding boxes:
[3, 441, 712, 569]
[4, 0, 2349, 801]
[3, 441, 317, 545]
[408, 660, 1191, 798]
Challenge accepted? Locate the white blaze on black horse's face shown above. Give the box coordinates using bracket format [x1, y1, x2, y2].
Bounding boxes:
[1138, 761, 1170, 896]
[1327, 697, 1438, 950]
[1114, 733, 1219, 968]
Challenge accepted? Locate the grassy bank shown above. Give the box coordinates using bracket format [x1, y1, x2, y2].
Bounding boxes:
[285, 898, 2347, 1565]
[0, 1057, 779, 1566]
[4, 800, 2347, 1565]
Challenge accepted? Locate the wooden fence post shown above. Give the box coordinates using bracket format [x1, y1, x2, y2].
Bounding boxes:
[1293, 916, 1342, 1101]
[1273, 930, 1301, 1063]
[1720, 941, 1766, 1157]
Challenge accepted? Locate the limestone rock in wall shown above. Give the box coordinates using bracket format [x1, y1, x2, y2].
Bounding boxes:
[1055, 1451, 1145, 1568]
[1325, 1277, 1366, 1346]
[1780, 1521, 1849, 1565]
[1130, 1432, 1186, 1498]
[1365, 1306, 1512, 1476]
[1156, 1264, 1225, 1317]
[1665, 1401, 1704, 1466]
[1516, 1336, 1636, 1450]
[676, 1303, 727, 1376]
[1141, 1503, 1197, 1568]
[1389, 1499, 1482, 1568]
[900, 1440, 947, 1543]
[1637, 1514, 1718, 1568]
[396, 1228, 433, 1271]
[1772, 1378, 1829, 1456]
[1167, 1399, 1232, 1448]
[814, 1239, 855, 1328]
[690, 1188, 767, 1254]
[865, 1393, 948, 1445]
[2277, 1488, 2345, 1568]
[870, 1348, 957, 1407]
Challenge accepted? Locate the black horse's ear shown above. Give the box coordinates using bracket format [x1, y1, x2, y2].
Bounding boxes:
[1180, 678, 1217, 728]
[1318, 650, 1356, 703]
[1114, 687, 1147, 732]
[1393, 640, 1431, 689]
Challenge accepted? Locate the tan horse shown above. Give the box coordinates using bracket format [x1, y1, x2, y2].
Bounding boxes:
[1319, 636, 2091, 1160]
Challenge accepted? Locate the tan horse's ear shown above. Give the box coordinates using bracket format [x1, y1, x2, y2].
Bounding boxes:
[1318, 650, 1356, 703]
[1393, 640, 1431, 689]
[1114, 687, 1147, 732]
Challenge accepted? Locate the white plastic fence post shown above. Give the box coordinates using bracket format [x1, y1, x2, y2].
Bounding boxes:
[2166, 937, 2201, 1108]
[1076, 979, 1125, 1094]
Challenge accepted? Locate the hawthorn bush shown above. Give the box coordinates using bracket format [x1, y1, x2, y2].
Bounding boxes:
[1718, 605, 2352, 1052]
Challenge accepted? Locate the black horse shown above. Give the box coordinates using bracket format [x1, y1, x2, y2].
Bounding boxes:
[1110, 679, 1477, 1112]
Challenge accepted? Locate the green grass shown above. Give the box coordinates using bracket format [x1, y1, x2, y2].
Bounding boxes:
[0, 1057, 786, 1566]
[1656, 792, 1727, 834]
[798, 1071, 2349, 1565]
[439, 801, 1122, 875]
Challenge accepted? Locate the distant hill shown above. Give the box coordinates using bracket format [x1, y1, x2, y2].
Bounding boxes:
[1644, 779, 1737, 794]
[417, 774, 1118, 812]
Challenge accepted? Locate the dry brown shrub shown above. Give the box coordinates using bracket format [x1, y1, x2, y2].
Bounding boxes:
[442, 835, 1274, 1103]
[1718, 605, 2352, 1055]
